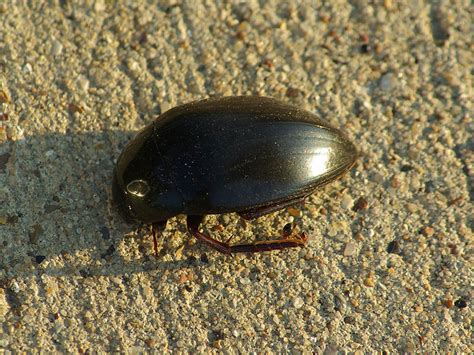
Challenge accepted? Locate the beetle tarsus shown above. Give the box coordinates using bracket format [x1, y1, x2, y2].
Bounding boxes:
[186, 215, 307, 254]
[151, 221, 167, 257]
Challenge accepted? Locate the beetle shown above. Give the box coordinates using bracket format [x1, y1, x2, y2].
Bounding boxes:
[113, 96, 357, 254]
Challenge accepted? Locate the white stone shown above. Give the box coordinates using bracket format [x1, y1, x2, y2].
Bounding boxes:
[380, 72, 398, 92]
[51, 40, 63, 56]
[293, 297, 304, 308]
[76, 75, 90, 92]
[343, 242, 356, 256]
[341, 194, 354, 210]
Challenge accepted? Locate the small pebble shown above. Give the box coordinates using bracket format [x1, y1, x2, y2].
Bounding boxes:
[406, 203, 418, 213]
[360, 43, 370, 54]
[340, 194, 354, 210]
[352, 197, 368, 212]
[344, 315, 356, 324]
[51, 40, 63, 56]
[0, 90, 9, 103]
[420, 226, 434, 237]
[100, 226, 110, 240]
[384, 0, 393, 9]
[364, 273, 375, 287]
[35, 255, 46, 264]
[23, 63, 33, 73]
[454, 299, 467, 309]
[213, 340, 223, 349]
[235, 31, 245, 41]
[401, 165, 414, 172]
[414, 305, 423, 313]
[374, 43, 383, 54]
[343, 242, 356, 256]
[262, 58, 273, 68]
[175, 244, 185, 258]
[424, 181, 436, 193]
[200, 254, 209, 263]
[144, 338, 157, 347]
[211, 224, 224, 232]
[379, 72, 398, 92]
[359, 34, 369, 43]
[286, 87, 301, 98]
[327, 223, 338, 237]
[127, 59, 140, 72]
[444, 299, 454, 308]
[386, 240, 400, 254]
[76, 75, 90, 92]
[320, 14, 330, 23]
[68, 103, 84, 114]
[160, 101, 171, 112]
[287, 207, 301, 217]
[293, 297, 304, 309]
[448, 243, 458, 256]
[282, 223, 293, 237]
[448, 196, 463, 207]
[390, 177, 401, 188]
[29, 224, 44, 243]
[79, 269, 92, 278]
[372, 172, 384, 184]
[178, 272, 193, 284]
[11, 281, 20, 293]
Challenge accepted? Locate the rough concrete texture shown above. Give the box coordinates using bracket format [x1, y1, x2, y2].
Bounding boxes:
[0, 1, 472, 352]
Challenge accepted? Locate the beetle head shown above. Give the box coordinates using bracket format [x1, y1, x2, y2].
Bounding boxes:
[113, 124, 183, 224]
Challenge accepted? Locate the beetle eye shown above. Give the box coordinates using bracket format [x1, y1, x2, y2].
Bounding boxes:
[126, 179, 150, 197]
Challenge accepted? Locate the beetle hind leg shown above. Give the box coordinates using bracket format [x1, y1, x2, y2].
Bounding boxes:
[187, 215, 232, 254]
[186, 215, 307, 254]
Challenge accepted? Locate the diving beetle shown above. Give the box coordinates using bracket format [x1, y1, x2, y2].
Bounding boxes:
[113, 96, 357, 254]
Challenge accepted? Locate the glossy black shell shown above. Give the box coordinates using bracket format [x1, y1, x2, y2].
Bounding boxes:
[113, 96, 357, 223]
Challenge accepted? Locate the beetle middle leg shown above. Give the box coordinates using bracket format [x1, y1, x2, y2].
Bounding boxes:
[186, 215, 307, 254]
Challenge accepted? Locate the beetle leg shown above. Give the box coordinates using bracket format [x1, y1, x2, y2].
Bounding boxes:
[151, 221, 167, 257]
[228, 232, 307, 253]
[186, 215, 307, 254]
[187, 215, 232, 254]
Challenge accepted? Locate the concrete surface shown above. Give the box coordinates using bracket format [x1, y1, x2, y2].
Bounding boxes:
[0, 1, 472, 352]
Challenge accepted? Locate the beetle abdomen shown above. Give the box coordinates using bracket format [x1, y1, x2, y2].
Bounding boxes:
[152, 97, 357, 214]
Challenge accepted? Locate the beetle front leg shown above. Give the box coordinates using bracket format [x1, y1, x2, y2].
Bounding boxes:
[186, 215, 307, 254]
[151, 221, 167, 257]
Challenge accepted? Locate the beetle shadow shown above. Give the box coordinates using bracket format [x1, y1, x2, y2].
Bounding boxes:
[1, 129, 211, 280]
